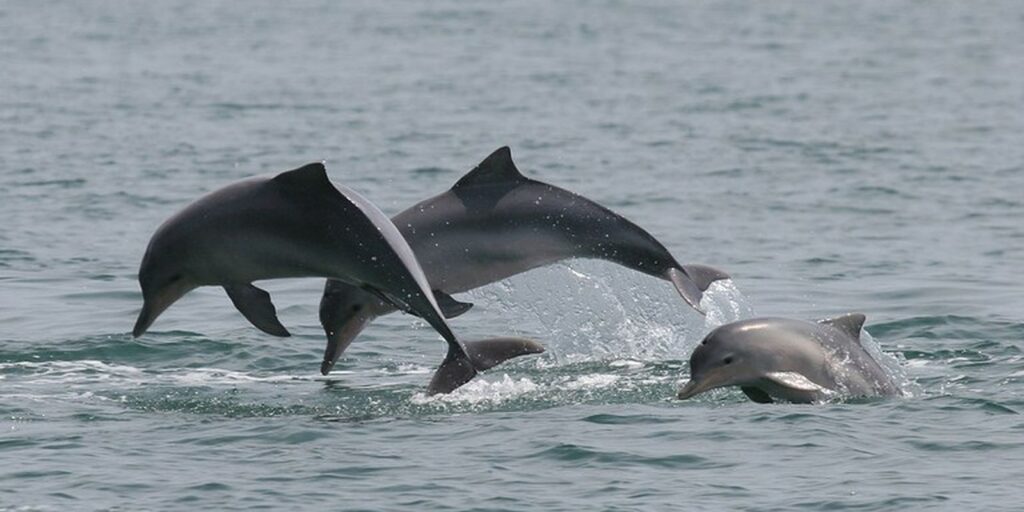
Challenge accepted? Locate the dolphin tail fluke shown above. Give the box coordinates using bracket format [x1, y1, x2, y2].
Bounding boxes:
[679, 264, 731, 292]
[426, 337, 545, 395]
[667, 267, 707, 315]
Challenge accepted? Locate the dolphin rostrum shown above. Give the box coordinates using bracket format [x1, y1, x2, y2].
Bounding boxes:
[133, 162, 544, 394]
[319, 147, 731, 375]
[677, 314, 901, 403]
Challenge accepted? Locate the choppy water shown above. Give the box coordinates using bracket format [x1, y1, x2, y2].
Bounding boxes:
[3, 1, 1024, 510]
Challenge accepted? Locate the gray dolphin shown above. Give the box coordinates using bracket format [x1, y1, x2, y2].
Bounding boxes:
[319, 147, 731, 375]
[133, 162, 544, 394]
[677, 314, 901, 403]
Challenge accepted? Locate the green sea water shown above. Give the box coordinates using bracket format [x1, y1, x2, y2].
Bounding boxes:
[2, 1, 1023, 510]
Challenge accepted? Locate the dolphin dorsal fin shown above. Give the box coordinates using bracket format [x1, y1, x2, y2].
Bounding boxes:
[818, 313, 867, 339]
[273, 162, 332, 192]
[452, 147, 528, 189]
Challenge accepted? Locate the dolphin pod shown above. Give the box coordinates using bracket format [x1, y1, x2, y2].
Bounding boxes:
[677, 314, 901, 403]
[133, 163, 543, 394]
[318, 146, 731, 375]
[133, 148, 902, 401]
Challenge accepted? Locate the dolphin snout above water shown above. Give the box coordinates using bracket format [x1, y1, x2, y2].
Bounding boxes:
[677, 314, 901, 404]
[134, 162, 544, 394]
[318, 146, 732, 375]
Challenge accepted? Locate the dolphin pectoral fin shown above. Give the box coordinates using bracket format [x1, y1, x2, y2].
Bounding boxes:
[667, 267, 706, 315]
[679, 264, 732, 292]
[224, 284, 291, 337]
[433, 290, 474, 319]
[426, 337, 545, 395]
[741, 386, 774, 404]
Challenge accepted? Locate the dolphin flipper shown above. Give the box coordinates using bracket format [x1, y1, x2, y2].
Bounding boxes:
[433, 290, 474, 319]
[224, 284, 291, 337]
[667, 267, 706, 315]
[741, 386, 774, 404]
[427, 337, 545, 395]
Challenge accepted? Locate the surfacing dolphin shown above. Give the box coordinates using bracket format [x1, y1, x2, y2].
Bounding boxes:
[133, 162, 543, 394]
[676, 314, 901, 403]
[319, 146, 731, 375]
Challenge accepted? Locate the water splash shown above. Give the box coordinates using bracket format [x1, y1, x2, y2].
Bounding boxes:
[859, 330, 917, 398]
[468, 260, 754, 364]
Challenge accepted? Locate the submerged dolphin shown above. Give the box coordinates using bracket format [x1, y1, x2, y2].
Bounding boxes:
[133, 162, 543, 394]
[676, 314, 901, 403]
[319, 147, 731, 375]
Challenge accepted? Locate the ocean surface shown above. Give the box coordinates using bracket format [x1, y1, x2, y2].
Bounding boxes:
[3, 1, 1023, 510]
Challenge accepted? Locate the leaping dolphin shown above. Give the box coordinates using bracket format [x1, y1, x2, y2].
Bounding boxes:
[319, 147, 731, 375]
[133, 162, 544, 394]
[677, 314, 901, 403]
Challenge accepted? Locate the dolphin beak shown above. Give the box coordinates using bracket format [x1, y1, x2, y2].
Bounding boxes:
[320, 309, 376, 375]
[676, 378, 714, 400]
[132, 281, 193, 337]
[132, 301, 156, 337]
[133, 295, 174, 337]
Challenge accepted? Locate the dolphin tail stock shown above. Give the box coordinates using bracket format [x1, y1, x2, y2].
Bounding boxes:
[666, 267, 707, 315]
[426, 337, 545, 395]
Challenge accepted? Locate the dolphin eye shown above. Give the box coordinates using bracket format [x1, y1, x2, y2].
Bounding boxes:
[723, 356, 733, 365]
[350, 305, 362, 313]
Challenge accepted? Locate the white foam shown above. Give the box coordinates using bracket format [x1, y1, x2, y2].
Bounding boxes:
[169, 369, 306, 386]
[562, 373, 620, 390]
[373, 363, 432, 375]
[410, 374, 539, 405]
[609, 359, 645, 369]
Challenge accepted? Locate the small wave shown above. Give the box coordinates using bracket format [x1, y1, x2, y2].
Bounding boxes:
[0, 360, 316, 388]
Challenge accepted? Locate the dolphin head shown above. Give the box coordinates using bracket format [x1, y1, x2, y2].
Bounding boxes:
[318, 281, 393, 375]
[678, 318, 835, 403]
[133, 235, 197, 337]
[677, 322, 767, 400]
